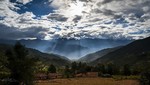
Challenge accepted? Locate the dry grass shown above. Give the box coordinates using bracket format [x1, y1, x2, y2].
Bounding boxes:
[35, 78, 139, 85]
[113, 75, 140, 80]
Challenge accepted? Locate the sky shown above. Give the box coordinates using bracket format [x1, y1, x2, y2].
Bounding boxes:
[0, 0, 150, 40]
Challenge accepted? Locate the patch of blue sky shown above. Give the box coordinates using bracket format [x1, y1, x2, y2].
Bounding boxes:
[0, 16, 6, 20]
[104, 21, 112, 24]
[129, 30, 145, 34]
[52, 26, 61, 31]
[114, 18, 128, 24]
[10, 0, 55, 17]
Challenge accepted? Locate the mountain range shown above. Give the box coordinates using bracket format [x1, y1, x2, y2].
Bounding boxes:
[0, 38, 132, 59]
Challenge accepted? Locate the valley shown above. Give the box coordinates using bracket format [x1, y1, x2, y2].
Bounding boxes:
[0, 37, 150, 85]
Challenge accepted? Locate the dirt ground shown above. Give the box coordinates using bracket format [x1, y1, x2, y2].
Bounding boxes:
[35, 78, 139, 85]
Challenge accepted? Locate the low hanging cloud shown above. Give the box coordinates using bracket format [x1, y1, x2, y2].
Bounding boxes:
[0, 0, 150, 40]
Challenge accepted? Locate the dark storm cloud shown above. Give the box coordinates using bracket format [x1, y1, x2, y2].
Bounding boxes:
[140, 0, 150, 6]
[0, 24, 47, 39]
[88, 18, 102, 22]
[97, 0, 122, 6]
[0, 24, 19, 39]
[21, 27, 48, 39]
[92, 9, 102, 13]
[79, 0, 92, 2]
[71, 0, 91, 2]
[92, 8, 117, 18]
[102, 9, 115, 16]
[73, 15, 82, 23]
[101, 0, 114, 4]
[92, 8, 114, 15]
[113, 15, 122, 19]
[47, 14, 68, 22]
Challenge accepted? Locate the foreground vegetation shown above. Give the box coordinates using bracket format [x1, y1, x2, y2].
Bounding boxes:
[36, 78, 139, 85]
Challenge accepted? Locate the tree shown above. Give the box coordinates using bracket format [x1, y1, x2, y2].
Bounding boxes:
[77, 62, 82, 70]
[140, 62, 150, 85]
[85, 66, 92, 72]
[71, 62, 77, 72]
[106, 63, 113, 75]
[64, 65, 71, 78]
[96, 63, 106, 74]
[132, 66, 143, 75]
[0, 53, 10, 79]
[123, 64, 131, 76]
[35, 61, 48, 73]
[71, 62, 77, 77]
[48, 64, 56, 73]
[5, 42, 36, 85]
[77, 62, 87, 74]
[140, 71, 150, 85]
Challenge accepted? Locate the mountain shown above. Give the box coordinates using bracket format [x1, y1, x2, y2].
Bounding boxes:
[0, 39, 53, 52]
[91, 37, 150, 66]
[0, 44, 70, 66]
[49, 38, 131, 59]
[45, 40, 88, 59]
[0, 38, 132, 59]
[78, 46, 122, 63]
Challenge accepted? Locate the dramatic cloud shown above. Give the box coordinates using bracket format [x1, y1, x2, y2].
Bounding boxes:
[46, 13, 68, 22]
[0, 0, 150, 40]
[0, 23, 48, 39]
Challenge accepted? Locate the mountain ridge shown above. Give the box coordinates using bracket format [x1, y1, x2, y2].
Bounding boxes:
[78, 46, 122, 62]
[0, 44, 70, 66]
[91, 36, 150, 65]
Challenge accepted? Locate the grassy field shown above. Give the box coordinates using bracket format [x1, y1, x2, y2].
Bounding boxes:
[35, 78, 139, 85]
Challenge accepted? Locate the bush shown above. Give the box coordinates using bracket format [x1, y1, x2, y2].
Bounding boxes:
[140, 71, 150, 85]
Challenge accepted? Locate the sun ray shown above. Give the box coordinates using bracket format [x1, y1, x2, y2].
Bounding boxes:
[67, 0, 85, 16]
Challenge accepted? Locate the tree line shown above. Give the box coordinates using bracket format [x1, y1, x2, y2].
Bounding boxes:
[62, 62, 133, 78]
